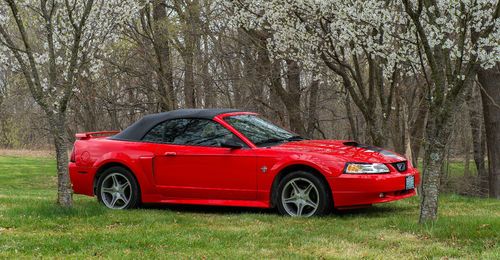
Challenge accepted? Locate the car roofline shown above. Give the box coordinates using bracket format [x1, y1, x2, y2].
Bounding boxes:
[215, 111, 258, 119]
[111, 108, 244, 141]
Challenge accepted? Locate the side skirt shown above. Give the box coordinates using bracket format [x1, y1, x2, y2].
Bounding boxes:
[142, 197, 270, 208]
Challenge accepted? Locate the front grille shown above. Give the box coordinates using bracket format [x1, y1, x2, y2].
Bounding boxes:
[392, 161, 407, 172]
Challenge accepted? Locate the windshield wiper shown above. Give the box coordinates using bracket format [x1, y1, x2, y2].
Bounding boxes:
[255, 135, 304, 146]
[255, 138, 287, 146]
[287, 135, 305, 141]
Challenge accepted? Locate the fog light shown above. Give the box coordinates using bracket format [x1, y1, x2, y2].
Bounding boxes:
[379, 193, 385, 198]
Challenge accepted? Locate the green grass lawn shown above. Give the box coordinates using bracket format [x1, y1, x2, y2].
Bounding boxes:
[0, 155, 499, 259]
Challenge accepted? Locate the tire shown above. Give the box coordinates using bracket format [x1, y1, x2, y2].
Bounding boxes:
[96, 166, 140, 209]
[276, 171, 332, 217]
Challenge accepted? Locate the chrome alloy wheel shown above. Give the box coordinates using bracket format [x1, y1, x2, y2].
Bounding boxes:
[281, 177, 320, 217]
[100, 173, 132, 209]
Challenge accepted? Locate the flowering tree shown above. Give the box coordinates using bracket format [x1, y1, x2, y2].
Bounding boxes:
[228, 0, 420, 147]
[0, 0, 140, 207]
[401, 0, 498, 222]
[229, 0, 499, 222]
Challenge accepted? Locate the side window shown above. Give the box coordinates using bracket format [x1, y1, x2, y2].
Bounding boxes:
[142, 118, 246, 147]
[175, 120, 231, 146]
[142, 122, 166, 142]
[170, 119, 245, 147]
[163, 119, 191, 143]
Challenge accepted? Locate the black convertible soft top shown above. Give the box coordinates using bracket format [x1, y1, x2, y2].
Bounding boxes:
[110, 108, 242, 141]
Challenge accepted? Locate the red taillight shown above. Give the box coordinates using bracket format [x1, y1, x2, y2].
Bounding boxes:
[70, 147, 76, 163]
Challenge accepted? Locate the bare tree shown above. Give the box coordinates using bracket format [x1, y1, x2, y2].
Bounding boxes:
[172, 0, 201, 108]
[465, 83, 488, 196]
[152, 0, 176, 111]
[478, 64, 500, 199]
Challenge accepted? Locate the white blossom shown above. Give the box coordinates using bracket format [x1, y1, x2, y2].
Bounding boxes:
[228, 0, 499, 77]
[0, 0, 141, 112]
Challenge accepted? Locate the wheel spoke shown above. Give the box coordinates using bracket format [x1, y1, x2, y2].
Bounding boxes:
[120, 182, 130, 191]
[283, 197, 297, 205]
[290, 181, 301, 195]
[296, 202, 304, 216]
[304, 199, 318, 209]
[110, 193, 119, 207]
[119, 193, 129, 205]
[111, 175, 119, 188]
[102, 187, 114, 194]
[303, 184, 313, 197]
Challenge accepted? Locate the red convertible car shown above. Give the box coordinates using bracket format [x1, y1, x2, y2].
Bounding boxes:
[69, 109, 419, 217]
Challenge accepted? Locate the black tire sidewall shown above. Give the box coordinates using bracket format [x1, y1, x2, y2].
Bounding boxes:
[96, 166, 140, 209]
[276, 171, 332, 216]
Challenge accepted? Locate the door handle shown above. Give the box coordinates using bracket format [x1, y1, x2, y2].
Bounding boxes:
[164, 152, 177, 156]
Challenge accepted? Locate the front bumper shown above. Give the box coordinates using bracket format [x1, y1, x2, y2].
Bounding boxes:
[329, 168, 420, 207]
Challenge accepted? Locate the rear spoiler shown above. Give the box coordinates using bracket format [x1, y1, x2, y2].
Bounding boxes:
[75, 131, 120, 140]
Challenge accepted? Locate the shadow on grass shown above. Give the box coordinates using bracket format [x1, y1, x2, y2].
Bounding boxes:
[140, 203, 274, 215]
[139, 202, 409, 218]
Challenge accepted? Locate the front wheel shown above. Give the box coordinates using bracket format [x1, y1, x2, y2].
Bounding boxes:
[276, 171, 332, 217]
[96, 167, 140, 209]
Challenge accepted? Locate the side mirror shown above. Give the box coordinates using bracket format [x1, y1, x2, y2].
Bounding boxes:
[220, 138, 244, 149]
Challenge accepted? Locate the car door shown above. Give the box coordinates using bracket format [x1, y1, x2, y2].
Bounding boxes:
[148, 118, 257, 200]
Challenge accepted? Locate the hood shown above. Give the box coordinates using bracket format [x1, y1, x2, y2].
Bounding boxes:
[270, 140, 406, 163]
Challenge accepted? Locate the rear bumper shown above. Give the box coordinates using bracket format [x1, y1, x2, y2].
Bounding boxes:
[329, 169, 420, 207]
[69, 162, 95, 196]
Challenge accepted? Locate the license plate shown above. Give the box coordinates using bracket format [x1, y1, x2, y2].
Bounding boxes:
[405, 175, 415, 190]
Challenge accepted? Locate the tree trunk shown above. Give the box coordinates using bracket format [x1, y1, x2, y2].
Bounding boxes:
[152, 0, 175, 111]
[182, 0, 200, 108]
[306, 79, 319, 138]
[478, 65, 500, 199]
[232, 57, 242, 107]
[344, 93, 359, 141]
[48, 114, 73, 207]
[410, 95, 428, 165]
[419, 102, 453, 223]
[107, 106, 121, 130]
[183, 51, 196, 108]
[251, 46, 269, 114]
[391, 97, 405, 154]
[202, 34, 215, 108]
[284, 60, 306, 136]
[465, 83, 488, 196]
[366, 116, 386, 147]
[268, 62, 287, 126]
[402, 98, 413, 163]
[463, 136, 470, 178]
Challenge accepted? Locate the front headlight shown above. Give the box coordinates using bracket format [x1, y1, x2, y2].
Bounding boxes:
[344, 163, 390, 174]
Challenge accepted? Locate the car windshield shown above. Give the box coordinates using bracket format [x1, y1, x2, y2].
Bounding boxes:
[224, 115, 304, 147]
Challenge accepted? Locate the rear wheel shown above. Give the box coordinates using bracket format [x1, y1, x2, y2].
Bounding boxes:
[96, 167, 140, 209]
[276, 171, 331, 217]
